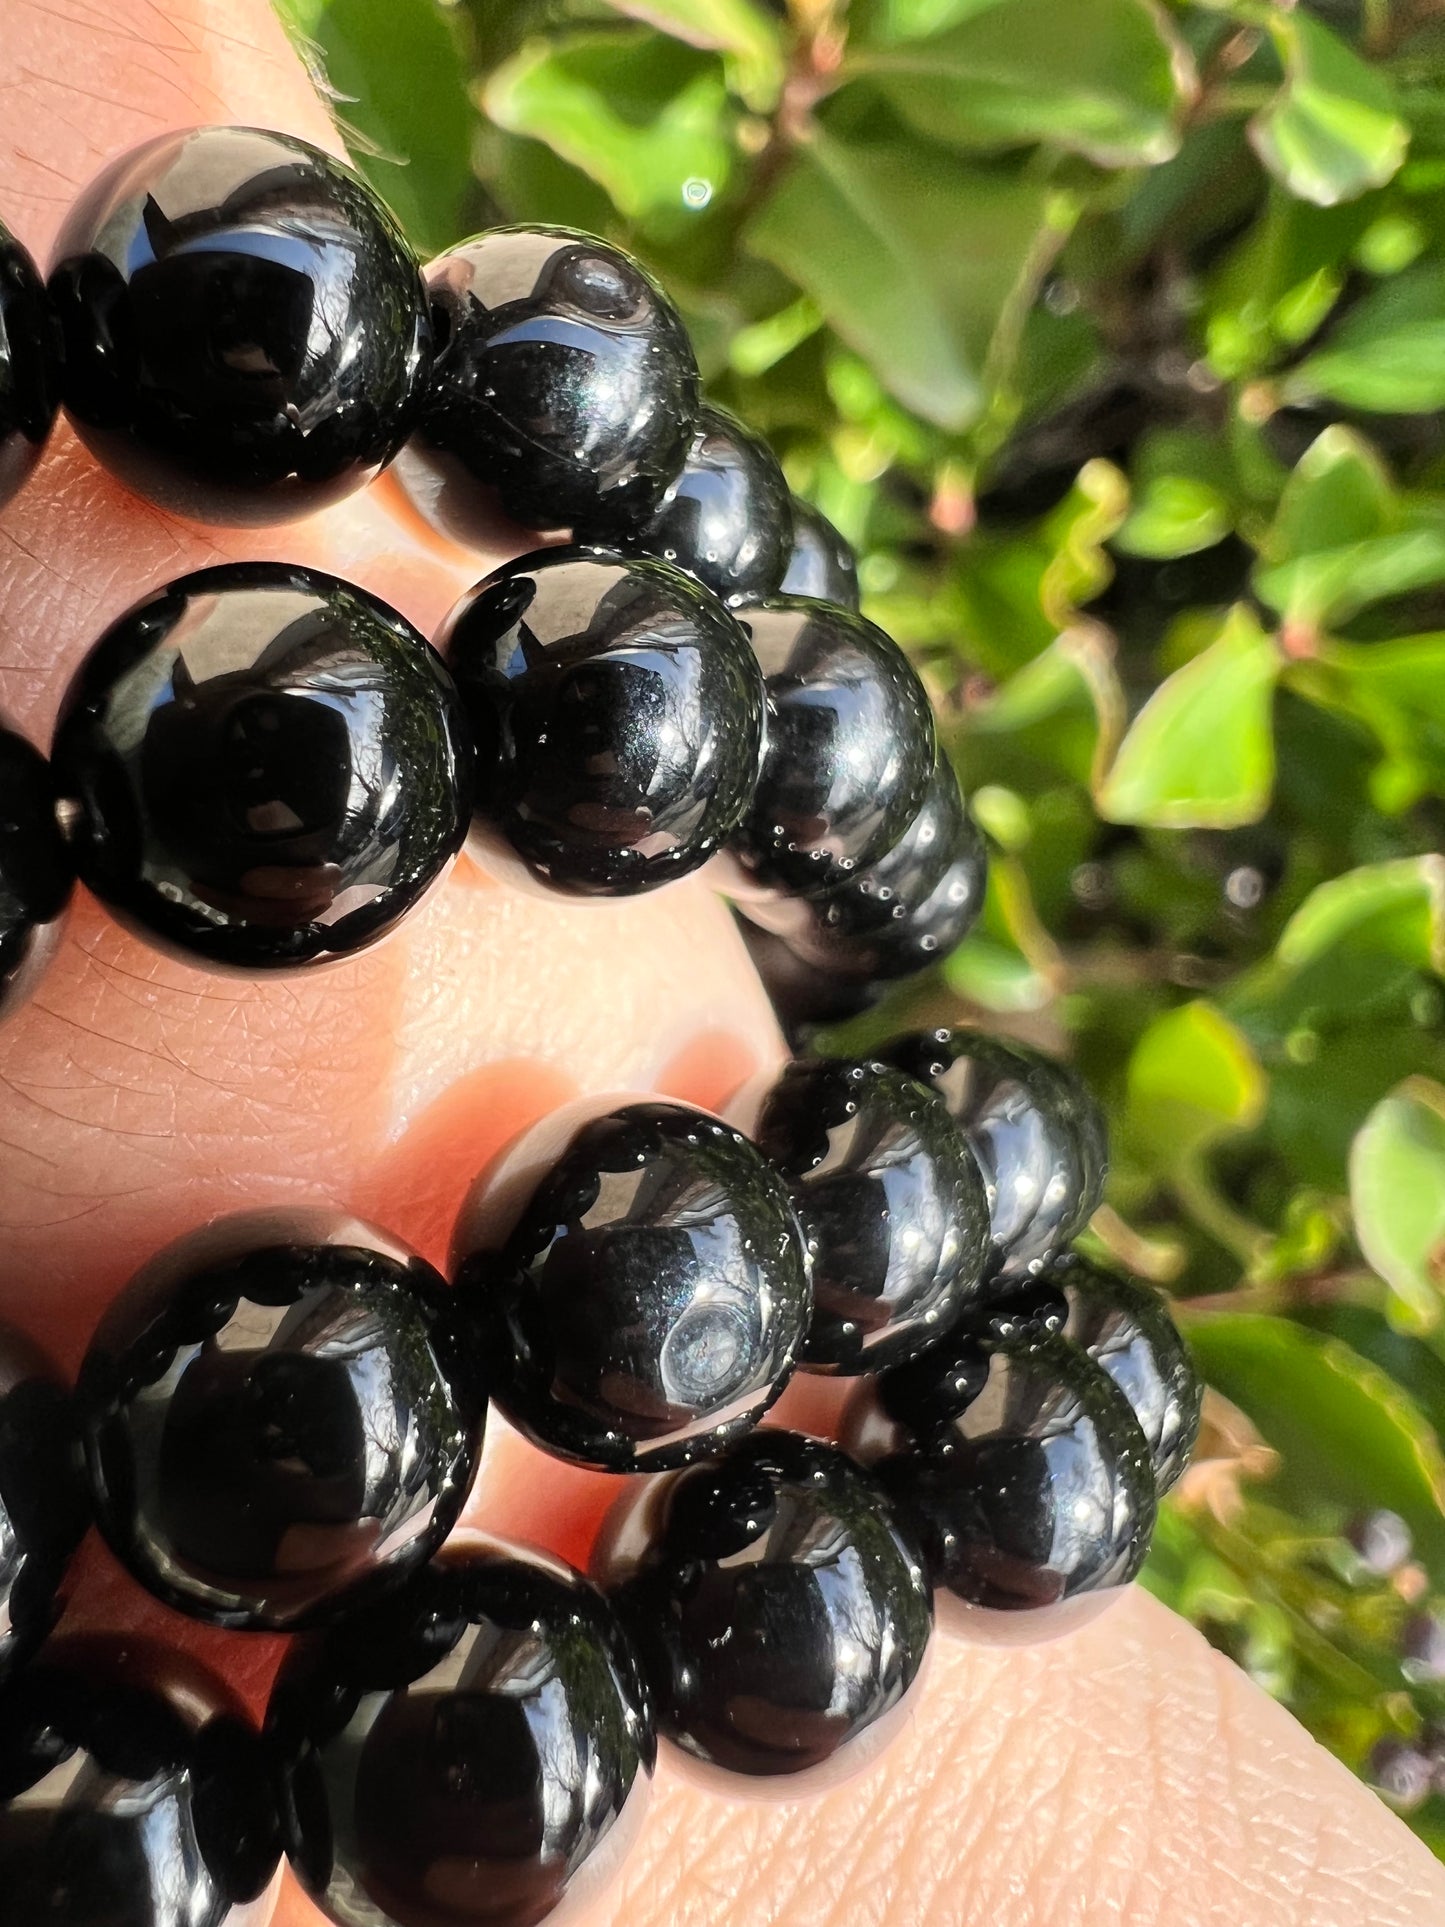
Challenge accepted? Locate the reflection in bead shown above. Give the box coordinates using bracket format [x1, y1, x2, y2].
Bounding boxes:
[0, 221, 60, 510]
[885, 1030, 1107, 1280]
[52, 563, 471, 970]
[737, 756, 986, 982]
[844, 1332, 1156, 1610]
[595, 1431, 932, 1778]
[0, 1324, 87, 1684]
[270, 1542, 653, 1927]
[727, 599, 936, 897]
[0, 1639, 280, 1926]
[958, 1273, 1069, 1346]
[48, 126, 431, 525]
[750, 1059, 990, 1374]
[0, 722, 73, 1024]
[631, 405, 792, 606]
[775, 499, 859, 611]
[454, 1101, 810, 1471]
[76, 1209, 484, 1630]
[397, 226, 699, 543]
[438, 549, 763, 896]
[1057, 1258, 1201, 1494]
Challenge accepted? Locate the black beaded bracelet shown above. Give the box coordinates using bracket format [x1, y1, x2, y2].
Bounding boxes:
[0, 120, 984, 1015]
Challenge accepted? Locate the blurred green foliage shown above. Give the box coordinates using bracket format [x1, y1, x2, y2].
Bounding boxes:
[276, 0, 1445, 1839]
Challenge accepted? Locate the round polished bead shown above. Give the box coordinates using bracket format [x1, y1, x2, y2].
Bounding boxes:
[885, 1029, 1107, 1281]
[48, 126, 430, 525]
[0, 722, 73, 1023]
[776, 498, 859, 610]
[51, 562, 471, 970]
[270, 1542, 653, 1927]
[0, 1324, 88, 1684]
[0, 221, 60, 510]
[727, 599, 936, 897]
[845, 1331, 1156, 1610]
[632, 405, 792, 606]
[76, 1209, 484, 1631]
[1056, 1257, 1201, 1495]
[749, 1058, 990, 1374]
[0, 1640, 280, 1925]
[595, 1431, 932, 1779]
[958, 1272, 1070, 1346]
[738, 755, 986, 981]
[454, 1100, 810, 1472]
[438, 548, 763, 896]
[397, 226, 699, 544]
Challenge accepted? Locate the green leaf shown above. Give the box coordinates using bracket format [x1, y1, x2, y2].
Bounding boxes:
[1269, 425, 1391, 560]
[1284, 262, 1445, 413]
[1096, 605, 1280, 829]
[600, 0, 783, 111]
[1249, 14, 1409, 209]
[1186, 1314, 1445, 1565]
[1125, 1000, 1266, 1168]
[844, 0, 1192, 168]
[274, 0, 477, 256]
[1276, 856, 1445, 979]
[485, 29, 735, 232]
[747, 131, 1067, 432]
[1351, 1079, 1445, 1333]
[1115, 474, 1232, 560]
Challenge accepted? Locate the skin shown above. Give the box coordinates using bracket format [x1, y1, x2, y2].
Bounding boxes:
[2, 5, 1444, 1922]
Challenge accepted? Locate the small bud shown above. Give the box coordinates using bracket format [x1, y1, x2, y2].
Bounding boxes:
[1346, 1509, 1413, 1577]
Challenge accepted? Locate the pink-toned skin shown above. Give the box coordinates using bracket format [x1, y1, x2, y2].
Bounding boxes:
[1, 7, 1443, 1924]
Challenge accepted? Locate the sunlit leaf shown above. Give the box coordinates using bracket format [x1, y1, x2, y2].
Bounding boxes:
[1284, 262, 1445, 413]
[1249, 14, 1408, 209]
[1351, 1079, 1445, 1332]
[1126, 1000, 1266, 1167]
[601, 0, 784, 110]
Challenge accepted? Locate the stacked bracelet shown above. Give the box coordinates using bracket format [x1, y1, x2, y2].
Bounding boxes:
[0, 120, 1202, 1927]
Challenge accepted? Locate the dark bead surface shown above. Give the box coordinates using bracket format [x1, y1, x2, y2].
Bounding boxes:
[0, 221, 60, 510]
[76, 1209, 484, 1630]
[750, 1058, 990, 1374]
[632, 405, 791, 606]
[0, 722, 73, 1023]
[738, 755, 986, 981]
[438, 548, 763, 896]
[398, 226, 699, 543]
[0, 1324, 87, 1685]
[48, 125, 430, 525]
[269, 1542, 653, 1927]
[958, 1273, 1070, 1346]
[1056, 1257, 1201, 1495]
[775, 498, 860, 610]
[52, 562, 471, 970]
[886, 1030, 1107, 1281]
[0, 1639, 280, 1925]
[455, 1101, 810, 1472]
[846, 1331, 1156, 1610]
[727, 598, 936, 897]
[595, 1430, 932, 1778]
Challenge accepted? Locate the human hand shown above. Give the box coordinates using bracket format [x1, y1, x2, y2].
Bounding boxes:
[1, 4, 1443, 1921]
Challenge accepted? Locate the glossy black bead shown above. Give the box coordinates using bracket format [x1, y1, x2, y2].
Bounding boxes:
[398, 225, 699, 544]
[632, 405, 792, 606]
[958, 1273, 1070, 1346]
[269, 1542, 653, 1927]
[438, 548, 763, 896]
[776, 498, 859, 611]
[0, 722, 73, 1023]
[0, 1640, 280, 1925]
[595, 1431, 931, 1778]
[885, 1029, 1107, 1281]
[455, 1101, 810, 1472]
[52, 562, 471, 970]
[727, 598, 936, 897]
[738, 755, 986, 982]
[750, 1058, 990, 1374]
[48, 126, 431, 525]
[1055, 1257, 1201, 1495]
[76, 1209, 484, 1631]
[0, 1324, 88, 1684]
[846, 1332, 1156, 1610]
[0, 221, 60, 510]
